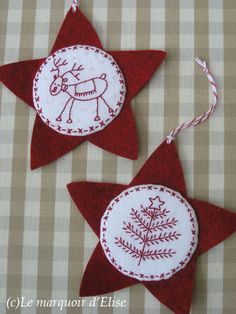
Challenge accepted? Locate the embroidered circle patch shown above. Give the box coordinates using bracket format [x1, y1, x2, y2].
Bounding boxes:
[33, 45, 126, 136]
[100, 185, 198, 281]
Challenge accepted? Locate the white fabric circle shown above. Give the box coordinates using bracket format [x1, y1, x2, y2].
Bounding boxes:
[100, 185, 198, 281]
[33, 45, 126, 136]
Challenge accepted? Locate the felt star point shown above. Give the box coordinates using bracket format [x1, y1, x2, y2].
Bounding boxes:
[67, 141, 236, 314]
[0, 8, 166, 169]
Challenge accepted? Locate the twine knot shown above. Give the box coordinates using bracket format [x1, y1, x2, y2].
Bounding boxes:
[166, 135, 175, 144]
[195, 57, 209, 75]
[72, 0, 79, 13]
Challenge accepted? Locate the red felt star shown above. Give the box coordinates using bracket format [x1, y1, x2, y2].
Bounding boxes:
[67, 141, 236, 314]
[0, 8, 166, 169]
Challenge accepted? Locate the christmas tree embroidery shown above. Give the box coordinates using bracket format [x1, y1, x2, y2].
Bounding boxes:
[115, 196, 181, 266]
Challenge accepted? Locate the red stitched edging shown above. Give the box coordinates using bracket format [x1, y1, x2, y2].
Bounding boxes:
[100, 184, 199, 281]
[33, 45, 126, 136]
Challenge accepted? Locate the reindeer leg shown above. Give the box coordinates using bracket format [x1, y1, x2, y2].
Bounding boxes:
[100, 96, 113, 113]
[67, 98, 75, 124]
[94, 98, 101, 121]
[56, 97, 71, 122]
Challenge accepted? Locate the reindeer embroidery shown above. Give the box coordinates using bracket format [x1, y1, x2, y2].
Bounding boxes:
[49, 58, 113, 123]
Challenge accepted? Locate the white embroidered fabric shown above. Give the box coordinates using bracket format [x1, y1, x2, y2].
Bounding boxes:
[33, 45, 126, 136]
[100, 185, 198, 281]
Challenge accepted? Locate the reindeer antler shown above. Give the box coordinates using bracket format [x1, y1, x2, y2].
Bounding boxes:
[72, 63, 84, 72]
[51, 58, 68, 76]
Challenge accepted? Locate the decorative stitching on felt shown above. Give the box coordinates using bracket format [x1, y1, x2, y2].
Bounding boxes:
[33, 45, 126, 136]
[100, 185, 198, 281]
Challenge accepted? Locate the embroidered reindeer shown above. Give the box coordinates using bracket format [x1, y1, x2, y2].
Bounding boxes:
[49, 58, 113, 123]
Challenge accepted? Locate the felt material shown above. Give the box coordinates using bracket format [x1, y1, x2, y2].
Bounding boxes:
[0, 59, 45, 109]
[31, 102, 138, 169]
[109, 50, 166, 101]
[67, 182, 127, 237]
[68, 141, 236, 313]
[187, 198, 236, 256]
[0, 7, 166, 168]
[100, 184, 198, 281]
[80, 243, 137, 297]
[31, 116, 85, 169]
[144, 258, 197, 314]
[88, 104, 138, 160]
[131, 141, 187, 195]
[33, 45, 126, 137]
[51, 8, 103, 52]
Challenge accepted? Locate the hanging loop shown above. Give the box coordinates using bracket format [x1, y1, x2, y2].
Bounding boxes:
[72, 0, 79, 13]
[166, 57, 218, 144]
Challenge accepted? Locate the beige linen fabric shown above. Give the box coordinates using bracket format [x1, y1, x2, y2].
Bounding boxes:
[0, 1, 235, 313]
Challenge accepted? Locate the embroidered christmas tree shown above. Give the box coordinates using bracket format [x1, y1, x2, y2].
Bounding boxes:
[115, 196, 181, 266]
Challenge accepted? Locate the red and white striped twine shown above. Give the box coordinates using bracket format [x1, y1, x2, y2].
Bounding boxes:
[166, 57, 218, 144]
[71, 0, 79, 12]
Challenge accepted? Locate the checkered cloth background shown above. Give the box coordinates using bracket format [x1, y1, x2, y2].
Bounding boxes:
[0, 0, 235, 313]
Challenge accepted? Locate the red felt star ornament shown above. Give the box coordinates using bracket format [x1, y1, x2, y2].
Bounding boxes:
[67, 141, 236, 314]
[0, 7, 166, 169]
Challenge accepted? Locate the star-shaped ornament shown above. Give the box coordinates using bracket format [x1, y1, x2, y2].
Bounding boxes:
[67, 141, 236, 314]
[0, 5, 166, 169]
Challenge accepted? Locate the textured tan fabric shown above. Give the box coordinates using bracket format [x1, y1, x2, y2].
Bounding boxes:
[0, 0, 235, 313]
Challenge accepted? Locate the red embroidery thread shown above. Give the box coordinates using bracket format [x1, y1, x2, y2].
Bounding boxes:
[33, 45, 126, 136]
[115, 196, 181, 266]
[49, 58, 111, 123]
